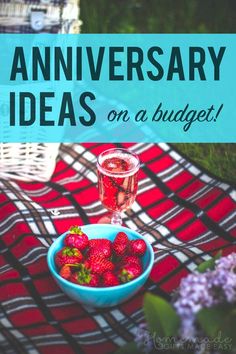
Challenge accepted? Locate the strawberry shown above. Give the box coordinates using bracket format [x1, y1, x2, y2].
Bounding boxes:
[129, 239, 147, 257]
[122, 255, 142, 268]
[89, 238, 112, 249]
[59, 265, 72, 280]
[87, 246, 112, 259]
[102, 271, 120, 287]
[119, 263, 142, 283]
[71, 268, 99, 287]
[113, 232, 129, 257]
[55, 247, 83, 268]
[65, 226, 89, 251]
[88, 239, 112, 258]
[85, 255, 115, 275]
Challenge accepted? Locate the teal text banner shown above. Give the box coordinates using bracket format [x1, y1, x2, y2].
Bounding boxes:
[0, 34, 235, 142]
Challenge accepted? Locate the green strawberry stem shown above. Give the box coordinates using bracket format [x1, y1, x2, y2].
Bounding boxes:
[119, 270, 132, 283]
[76, 266, 92, 284]
[64, 263, 82, 268]
[69, 225, 83, 235]
[62, 247, 80, 256]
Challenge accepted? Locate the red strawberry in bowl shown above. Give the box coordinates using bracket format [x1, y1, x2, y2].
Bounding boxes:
[59, 264, 72, 280]
[85, 255, 115, 275]
[121, 255, 142, 268]
[118, 263, 142, 283]
[55, 247, 83, 268]
[113, 232, 129, 257]
[59, 264, 82, 280]
[129, 239, 147, 257]
[65, 226, 89, 251]
[102, 271, 120, 287]
[88, 238, 112, 258]
[71, 268, 99, 287]
[89, 238, 112, 249]
[87, 246, 112, 259]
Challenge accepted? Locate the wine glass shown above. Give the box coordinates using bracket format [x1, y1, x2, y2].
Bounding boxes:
[97, 148, 140, 225]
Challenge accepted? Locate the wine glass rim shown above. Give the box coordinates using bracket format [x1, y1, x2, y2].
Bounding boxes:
[97, 148, 140, 176]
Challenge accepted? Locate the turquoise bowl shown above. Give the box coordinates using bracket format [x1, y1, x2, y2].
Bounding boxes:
[47, 224, 154, 308]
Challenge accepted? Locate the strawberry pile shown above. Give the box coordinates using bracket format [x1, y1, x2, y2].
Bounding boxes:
[55, 226, 147, 287]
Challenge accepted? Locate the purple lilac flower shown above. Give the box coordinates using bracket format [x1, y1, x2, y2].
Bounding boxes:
[214, 253, 236, 303]
[216, 252, 236, 272]
[173, 271, 217, 341]
[173, 253, 236, 341]
[135, 323, 153, 354]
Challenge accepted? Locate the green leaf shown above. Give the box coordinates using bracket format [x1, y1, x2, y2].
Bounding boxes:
[143, 293, 180, 338]
[197, 304, 236, 349]
[115, 342, 143, 354]
[197, 250, 222, 273]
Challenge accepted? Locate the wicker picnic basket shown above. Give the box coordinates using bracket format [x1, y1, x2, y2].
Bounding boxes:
[0, 0, 80, 182]
[0, 143, 60, 182]
[0, 0, 81, 34]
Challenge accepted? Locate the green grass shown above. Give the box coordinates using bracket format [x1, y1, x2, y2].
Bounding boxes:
[80, 0, 236, 34]
[173, 144, 236, 185]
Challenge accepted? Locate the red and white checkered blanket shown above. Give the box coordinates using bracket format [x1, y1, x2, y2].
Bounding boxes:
[0, 143, 235, 354]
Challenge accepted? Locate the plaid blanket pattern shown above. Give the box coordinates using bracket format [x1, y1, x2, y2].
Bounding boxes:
[0, 143, 235, 354]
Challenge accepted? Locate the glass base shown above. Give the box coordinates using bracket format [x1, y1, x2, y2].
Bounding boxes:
[111, 212, 122, 225]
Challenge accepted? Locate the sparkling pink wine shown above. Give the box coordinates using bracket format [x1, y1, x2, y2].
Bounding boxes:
[97, 152, 139, 212]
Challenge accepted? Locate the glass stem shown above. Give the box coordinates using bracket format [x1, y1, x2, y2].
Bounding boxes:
[111, 212, 122, 225]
